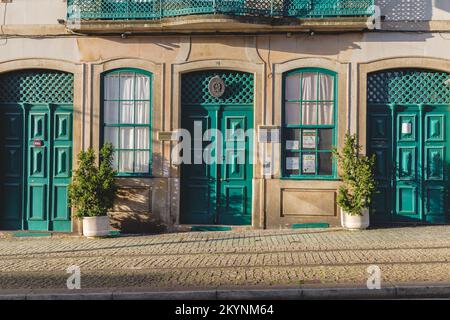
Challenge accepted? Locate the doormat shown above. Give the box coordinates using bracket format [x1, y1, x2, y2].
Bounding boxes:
[191, 226, 232, 232]
[12, 232, 52, 238]
[291, 223, 329, 229]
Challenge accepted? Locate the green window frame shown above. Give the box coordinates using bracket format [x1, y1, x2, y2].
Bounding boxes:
[282, 68, 338, 180]
[101, 68, 153, 176]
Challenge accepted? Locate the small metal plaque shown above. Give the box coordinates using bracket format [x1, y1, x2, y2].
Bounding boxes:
[33, 140, 44, 147]
[208, 76, 226, 98]
[158, 131, 177, 142]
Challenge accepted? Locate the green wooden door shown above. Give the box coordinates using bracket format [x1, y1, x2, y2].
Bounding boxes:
[181, 106, 218, 224]
[25, 104, 73, 231]
[422, 105, 450, 223]
[367, 69, 450, 224]
[180, 71, 254, 226]
[180, 106, 253, 225]
[0, 104, 24, 229]
[0, 71, 74, 232]
[218, 108, 253, 225]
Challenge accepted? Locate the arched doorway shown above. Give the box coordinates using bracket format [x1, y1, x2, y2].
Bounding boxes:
[179, 70, 254, 226]
[367, 69, 450, 224]
[0, 70, 74, 231]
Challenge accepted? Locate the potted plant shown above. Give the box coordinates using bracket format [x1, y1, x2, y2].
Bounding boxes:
[69, 143, 117, 237]
[333, 133, 377, 230]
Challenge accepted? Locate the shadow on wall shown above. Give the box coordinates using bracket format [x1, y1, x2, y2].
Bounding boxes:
[374, 0, 448, 33]
[108, 153, 169, 235]
[375, 0, 433, 21]
[435, 0, 450, 12]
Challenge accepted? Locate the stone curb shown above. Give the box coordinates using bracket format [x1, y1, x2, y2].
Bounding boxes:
[0, 285, 449, 300]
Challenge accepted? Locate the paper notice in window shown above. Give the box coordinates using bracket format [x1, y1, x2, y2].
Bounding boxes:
[286, 140, 299, 150]
[302, 130, 316, 149]
[286, 157, 300, 170]
[302, 154, 316, 174]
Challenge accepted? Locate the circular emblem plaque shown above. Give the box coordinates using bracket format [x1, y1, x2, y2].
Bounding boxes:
[208, 76, 226, 98]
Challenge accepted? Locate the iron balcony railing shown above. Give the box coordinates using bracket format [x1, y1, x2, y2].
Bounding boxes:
[67, 0, 375, 21]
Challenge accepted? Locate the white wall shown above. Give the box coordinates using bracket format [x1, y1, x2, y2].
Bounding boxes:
[376, 0, 450, 21]
[1, 0, 67, 25]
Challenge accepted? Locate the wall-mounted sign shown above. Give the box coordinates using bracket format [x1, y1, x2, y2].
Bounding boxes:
[286, 157, 300, 170]
[258, 126, 280, 143]
[302, 130, 316, 149]
[158, 131, 177, 142]
[302, 154, 316, 174]
[33, 140, 44, 147]
[401, 122, 412, 135]
[263, 161, 272, 176]
[286, 140, 299, 150]
[208, 76, 226, 98]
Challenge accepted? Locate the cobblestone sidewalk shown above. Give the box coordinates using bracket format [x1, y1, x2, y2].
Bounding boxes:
[0, 226, 449, 291]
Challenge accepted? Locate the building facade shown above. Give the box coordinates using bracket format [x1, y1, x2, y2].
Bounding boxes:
[0, 0, 449, 233]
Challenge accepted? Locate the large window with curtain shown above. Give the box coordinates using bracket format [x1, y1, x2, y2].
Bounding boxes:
[282, 68, 337, 179]
[102, 69, 152, 176]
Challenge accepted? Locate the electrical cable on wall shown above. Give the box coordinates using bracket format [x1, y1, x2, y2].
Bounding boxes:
[0, 2, 8, 46]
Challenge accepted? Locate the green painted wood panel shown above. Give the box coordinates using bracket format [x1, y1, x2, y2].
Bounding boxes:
[218, 109, 253, 225]
[181, 107, 217, 225]
[368, 69, 450, 224]
[180, 71, 253, 226]
[368, 104, 450, 223]
[0, 104, 24, 229]
[0, 71, 74, 232]
[180, 106, 253, 225]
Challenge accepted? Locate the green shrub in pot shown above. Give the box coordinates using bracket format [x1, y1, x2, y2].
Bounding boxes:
[333, 133, 377, 217]
[68, 143, 117, 236]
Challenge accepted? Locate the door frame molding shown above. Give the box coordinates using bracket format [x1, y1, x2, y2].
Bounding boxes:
[172, 60, 264, 227]
[358, 56, 450, 154]
[0, 58, 82, 233]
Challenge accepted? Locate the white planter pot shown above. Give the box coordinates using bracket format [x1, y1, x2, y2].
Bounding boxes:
[82, 216, 110, 237]
[340, 208, 370, 230]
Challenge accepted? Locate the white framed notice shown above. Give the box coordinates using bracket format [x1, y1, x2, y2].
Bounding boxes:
[302, 154, 316, 174]
[286, 140, 299, 150]
[286, 157, 300, 170]
[302, 130, 316, 149]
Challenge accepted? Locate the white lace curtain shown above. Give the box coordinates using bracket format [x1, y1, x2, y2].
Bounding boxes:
[104, 72, 151, 173]
[285, 72, 334, 125]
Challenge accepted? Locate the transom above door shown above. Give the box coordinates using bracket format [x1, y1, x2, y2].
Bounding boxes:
[180, 71, 254, 226]
[367, 69, 450, 224]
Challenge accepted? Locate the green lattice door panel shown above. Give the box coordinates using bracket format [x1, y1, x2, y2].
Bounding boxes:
[0, 70, 74, 232]
[367, 69, 450, 224]
[180, 71, 254, 226]
[0, 104, 24, 229]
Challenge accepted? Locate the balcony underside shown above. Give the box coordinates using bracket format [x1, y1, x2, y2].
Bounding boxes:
[67, 15, 371, 34]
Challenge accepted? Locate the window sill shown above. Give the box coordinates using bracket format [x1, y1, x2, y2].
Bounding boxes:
[280, 177, 340, 181]
[115, 175, 154, 178]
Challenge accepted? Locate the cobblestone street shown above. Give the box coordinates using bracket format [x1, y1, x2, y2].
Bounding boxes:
[0, 226, 449, 291]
